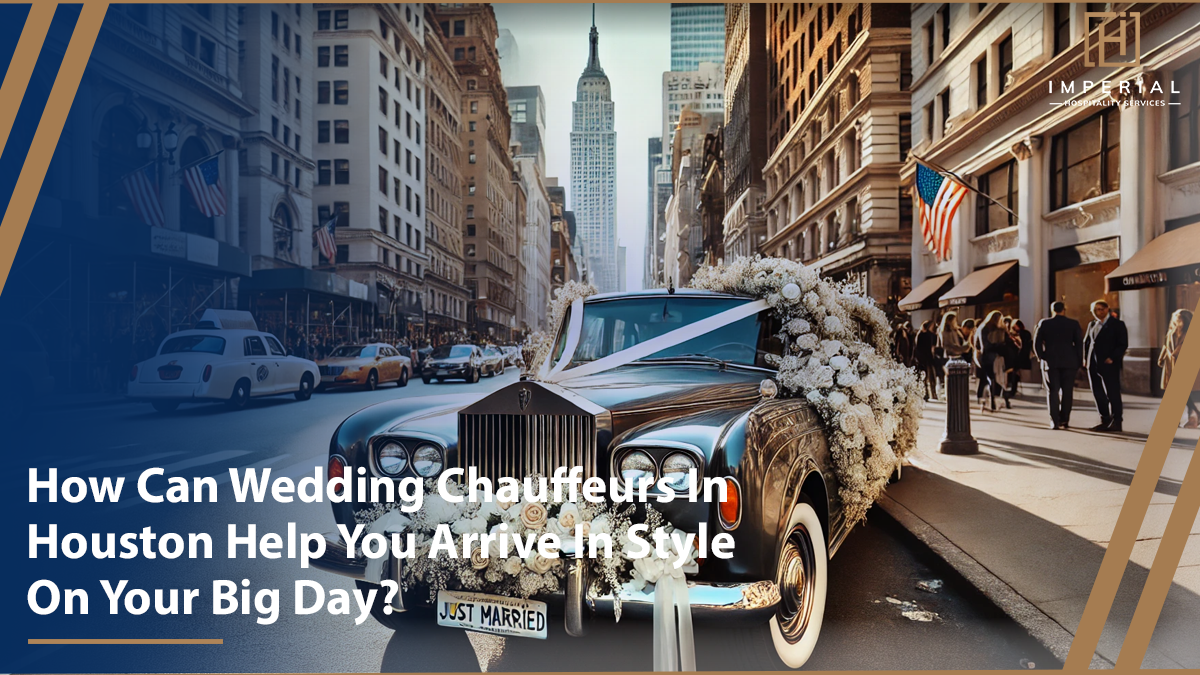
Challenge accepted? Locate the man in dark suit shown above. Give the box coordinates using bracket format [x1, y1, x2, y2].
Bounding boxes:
[1083, 299, 1129, 432]
[1033, 301, 1083, 430]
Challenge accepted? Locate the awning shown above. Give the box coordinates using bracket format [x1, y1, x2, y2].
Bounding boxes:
[1105, 223, 1200, 292]
[898, 273, 954, 312]
[938, 261, 1018, 307]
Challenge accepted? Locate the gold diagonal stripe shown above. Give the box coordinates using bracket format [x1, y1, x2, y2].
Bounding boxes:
[0, 1, 107, 297]
[1115, 436, 1200, 668]
[1065, 294, 1200, 670]
[0, 3, 57, 161]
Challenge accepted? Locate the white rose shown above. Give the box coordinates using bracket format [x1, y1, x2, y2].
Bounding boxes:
[796, 334, 819, 351]
[824, 315, 844, 334]
[451, 516, 487, 535]
[557, 503, 580, 530]
[520, 501, 548, 530]
[806, 390, 825, 405]
[525, 552, 555, 575]
[502, 556, 523, 576]
[829, 355, 851, 371]
[822, 340, 844, 357]
[813, 365, 835, 389]
[422, 495, 459, 525]
[590, 515, 611, 537]
[632, 555, 666, 585]
[496, 498, 515, 511]
[828, 391, 850, 408]
[837, 371, 861, 387]
[545, 516, 569, 537]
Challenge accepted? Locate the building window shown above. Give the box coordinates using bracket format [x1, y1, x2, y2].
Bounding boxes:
[899, 192, 913, 234]
[1050, 107, 1120, 209]
[317, 160, 331, 185]
[318, 81, 329, 104]
[975, 159, 1018, 235]
[899, 113, 912, 161]
[378, 166, 388, 194]
[336, 245, 349, 264]
[1170, 60, 1199, 169]
[975, 56, 988, 108]
[379, 51, 388, 76]
[378, 126, 388, 155]
[334, 202, 349, 227]
[271, 153, 279, 177]
[318, 120, 330, 143]
[318, 46, 330, 67]
[270, 55, 279, 101]
[996, 35, 1013, 96]
[939, 4, 951, 54]
[467, 205, 475, 219]
[334, 81, 348, 104]
[318, 10, 330, 30]
[453, 20, 465, 36]
[468, 152, 476, 164]
[334, 9, 348, 30]
[379, 206, 388, 231]
[470, 101, 478, 114]
[938, 88, 951, 137]
[379, 87, 388, 114]
[467, 79, 477, 91]
[923, 21, 934, 66]
[1053, 3, 1072, 55]
[334, 120, 349, 143]
[334, 159, 350, 185]
[333, 45, 348, 67]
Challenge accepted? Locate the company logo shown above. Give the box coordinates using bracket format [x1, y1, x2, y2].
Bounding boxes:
[256, 365, 270, 382]
[518, 387, 531, 411]
[1084, 11, 1140, 67]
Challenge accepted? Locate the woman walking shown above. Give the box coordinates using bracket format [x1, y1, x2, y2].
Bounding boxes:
[1007, 319, 1033, 398]
[1159, 309, 1200, 428]
[914, 320, 939, 400]
[973, 311, 1009, 412]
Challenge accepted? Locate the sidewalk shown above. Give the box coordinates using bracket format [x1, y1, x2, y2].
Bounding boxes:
[880, 383, 1199, 668]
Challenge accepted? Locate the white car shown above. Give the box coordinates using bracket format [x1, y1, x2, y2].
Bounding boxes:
[128, 328, 319, 413]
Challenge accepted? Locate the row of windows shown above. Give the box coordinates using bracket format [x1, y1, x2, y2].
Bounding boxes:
[375, 165, 423, 217]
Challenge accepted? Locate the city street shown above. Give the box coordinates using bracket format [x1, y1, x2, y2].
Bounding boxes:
[16, 373, 1052, 672]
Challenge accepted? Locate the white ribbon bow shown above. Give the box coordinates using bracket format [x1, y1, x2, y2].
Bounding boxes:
[653, 574, 696, 672]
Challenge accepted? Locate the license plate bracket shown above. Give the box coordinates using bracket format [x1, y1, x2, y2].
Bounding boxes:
[435, 589, 548, 640]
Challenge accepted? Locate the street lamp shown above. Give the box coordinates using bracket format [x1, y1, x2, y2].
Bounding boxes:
[137, 121, 178, 165]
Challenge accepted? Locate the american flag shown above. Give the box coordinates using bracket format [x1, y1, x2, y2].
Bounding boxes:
[121, 164, 165, 228]
[915, 162, 969, 261]
[183, 156, 227, 218]
[314, 215, 337, 262]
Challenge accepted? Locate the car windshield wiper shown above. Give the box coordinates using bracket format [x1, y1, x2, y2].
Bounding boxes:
[637, 353, 729, 369]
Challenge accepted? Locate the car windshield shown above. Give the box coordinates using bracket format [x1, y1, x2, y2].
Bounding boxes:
[432, 345, 473, 359]
[553, 296, 781, 369]
[330, 345, 376, 358]
[160, 335, 226, 355]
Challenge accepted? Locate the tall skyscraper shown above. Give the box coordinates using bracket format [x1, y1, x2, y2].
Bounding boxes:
[670, 3, 725, 71]
[570, 14, 618, 293]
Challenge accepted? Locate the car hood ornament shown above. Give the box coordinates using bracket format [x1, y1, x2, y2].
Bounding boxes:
[518, 387, 532, 411]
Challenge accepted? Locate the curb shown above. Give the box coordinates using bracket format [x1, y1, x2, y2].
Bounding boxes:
[875, 493, 1114, 670]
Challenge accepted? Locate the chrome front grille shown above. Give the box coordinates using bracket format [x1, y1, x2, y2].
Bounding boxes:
[458, 414, 597, 480]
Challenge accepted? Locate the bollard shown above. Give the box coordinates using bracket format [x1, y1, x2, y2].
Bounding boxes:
[939, 357, 979, 455]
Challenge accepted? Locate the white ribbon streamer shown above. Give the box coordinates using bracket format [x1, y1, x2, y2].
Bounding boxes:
[546, 299, 770, 384]
[363, 511, 412, 584]
[653, 576, 696, 672]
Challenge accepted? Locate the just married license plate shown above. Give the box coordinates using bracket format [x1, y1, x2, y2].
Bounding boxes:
[435, 590, 548, 639]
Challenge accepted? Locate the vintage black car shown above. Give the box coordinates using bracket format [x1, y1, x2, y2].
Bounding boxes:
[313, 289, 849, 668]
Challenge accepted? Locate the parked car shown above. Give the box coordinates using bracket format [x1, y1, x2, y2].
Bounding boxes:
[479, 345, 506, 377]
[128, 328, 318, 412]
[311, 289, 846, 668]
[499, 344, 523, 367]
[316, 343, 411, 391]
[420, 344, 482, 384]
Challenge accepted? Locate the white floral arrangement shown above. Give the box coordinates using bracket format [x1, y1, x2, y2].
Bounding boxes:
[525, 280, 597, 376]
[358, 477, 693, 620]
[688, 256, 924, 525]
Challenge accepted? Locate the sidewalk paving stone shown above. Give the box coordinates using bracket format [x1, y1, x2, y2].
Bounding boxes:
[880, 384, 1199, 669]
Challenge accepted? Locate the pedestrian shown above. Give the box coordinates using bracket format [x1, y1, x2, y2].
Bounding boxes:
[893, 323, 914, 367]
[1033, 301, 1084, 430]
[1158, 309, 1200, 428]
[914, 320, 938, 400]
[938, 312, 971, 359]
[973, 310, 1008, 412]
[1084, 299, 1128, 432]
[1009, 319, 1033, 397]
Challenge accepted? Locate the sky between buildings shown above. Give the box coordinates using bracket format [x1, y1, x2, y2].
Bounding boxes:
[494, 3, 671, 292]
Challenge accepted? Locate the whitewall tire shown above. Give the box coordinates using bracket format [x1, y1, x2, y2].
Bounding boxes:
[769, 499, 828, 669]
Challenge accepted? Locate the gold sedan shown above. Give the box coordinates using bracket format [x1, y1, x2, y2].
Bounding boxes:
[316, 343, 411, 391]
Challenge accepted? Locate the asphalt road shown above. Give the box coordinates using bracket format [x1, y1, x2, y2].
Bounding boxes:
[16, 372, 1055, 672]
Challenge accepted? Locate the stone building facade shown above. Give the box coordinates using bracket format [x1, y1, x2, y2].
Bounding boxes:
[761, 3, 913, 311]
[722, 3, 769, 262]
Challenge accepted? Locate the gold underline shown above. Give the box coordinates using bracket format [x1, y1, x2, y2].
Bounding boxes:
[28, 638, 223, 645]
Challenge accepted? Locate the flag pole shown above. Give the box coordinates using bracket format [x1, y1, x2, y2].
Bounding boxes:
[913, 154, 1020, 224]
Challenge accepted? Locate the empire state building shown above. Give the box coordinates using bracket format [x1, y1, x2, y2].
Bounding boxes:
[570, 14, 618, 292]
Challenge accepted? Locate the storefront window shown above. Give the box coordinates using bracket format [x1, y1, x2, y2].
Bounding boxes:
[1049, 107, 1120, 210]
[975, 160, 1018, 236]
[1170, 60, 1199, 170]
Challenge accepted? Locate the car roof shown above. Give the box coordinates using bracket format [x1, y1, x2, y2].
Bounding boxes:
[163, 329, 273, 340]
[585, 288, 752, 302]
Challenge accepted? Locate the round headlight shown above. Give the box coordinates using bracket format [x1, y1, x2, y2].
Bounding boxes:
[377, 442, 408, 476]
[412, 443, 443, 477]
[661, 452, 700, 492]
[619, 450, 657, 488]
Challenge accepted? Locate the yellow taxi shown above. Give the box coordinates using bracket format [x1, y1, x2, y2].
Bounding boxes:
[316, 343, 411, 391]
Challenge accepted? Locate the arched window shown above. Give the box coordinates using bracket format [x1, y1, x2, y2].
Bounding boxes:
[97, 107, 145, 218]
[179, 136, 214, 237]
[847, 73, 860, 108]
[272, 203, 296, 264]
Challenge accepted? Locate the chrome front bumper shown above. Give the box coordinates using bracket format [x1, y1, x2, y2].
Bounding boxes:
[310, 531, 780, 625]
